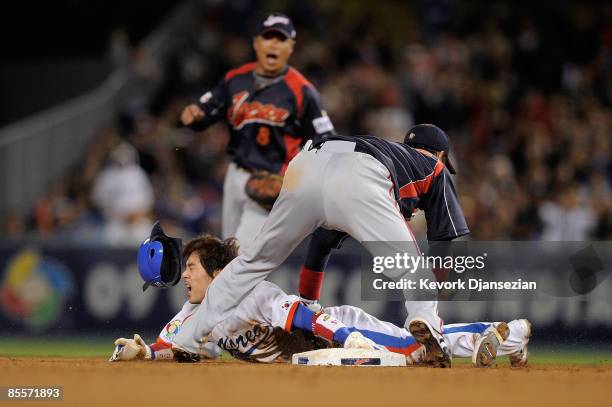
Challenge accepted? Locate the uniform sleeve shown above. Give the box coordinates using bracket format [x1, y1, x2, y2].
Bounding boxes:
[299, 85, 335, 144]
[420, 168, 470, 241]
[151, 301, 222, 360]
[156, 301, 199, 345]
[148, 301, 198, 360]
[190, 78, 230, 131]
[251, 282, 302, 331]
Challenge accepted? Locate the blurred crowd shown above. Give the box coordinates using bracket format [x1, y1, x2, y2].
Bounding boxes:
[4, 1, 610, 244]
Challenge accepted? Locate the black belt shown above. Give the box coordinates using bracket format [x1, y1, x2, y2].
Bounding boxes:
[234, 162, 253, 172]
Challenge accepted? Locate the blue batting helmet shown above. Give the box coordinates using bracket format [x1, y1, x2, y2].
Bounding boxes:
[137, 221, 183, 291]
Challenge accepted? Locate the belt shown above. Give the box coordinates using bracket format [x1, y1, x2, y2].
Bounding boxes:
[315, 140, 356, 153]
[233, 162, 254, 173]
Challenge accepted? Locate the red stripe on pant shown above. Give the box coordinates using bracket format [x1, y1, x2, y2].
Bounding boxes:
[386, 343, 423, 356]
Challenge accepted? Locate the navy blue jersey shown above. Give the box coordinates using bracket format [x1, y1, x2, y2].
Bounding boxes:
[191, 62, 334, 173]
[316, 135, 469, 241]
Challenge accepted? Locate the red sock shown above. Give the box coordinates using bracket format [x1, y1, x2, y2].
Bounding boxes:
[298, 266, 324, 300]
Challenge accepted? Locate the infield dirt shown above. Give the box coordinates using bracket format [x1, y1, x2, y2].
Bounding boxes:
[0, 357, 609, 407]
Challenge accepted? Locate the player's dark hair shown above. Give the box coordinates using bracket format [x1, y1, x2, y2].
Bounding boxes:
[407, 143, 441, 156]
[182, 235, 239, 277]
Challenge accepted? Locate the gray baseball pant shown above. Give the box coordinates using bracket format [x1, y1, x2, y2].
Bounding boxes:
[222, 162, 268, 248]
[174, 140, 441, 353]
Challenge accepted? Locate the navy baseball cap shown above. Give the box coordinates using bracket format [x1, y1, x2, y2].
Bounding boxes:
[256, 13, 296, 39]
[404, 124, 457, 174]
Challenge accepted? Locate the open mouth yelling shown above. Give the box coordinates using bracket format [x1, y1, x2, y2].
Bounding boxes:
[185, 282, 192, 292]
[266, 53, 279, 65]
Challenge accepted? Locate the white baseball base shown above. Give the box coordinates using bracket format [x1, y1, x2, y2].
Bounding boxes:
[292, 348, 406, 367]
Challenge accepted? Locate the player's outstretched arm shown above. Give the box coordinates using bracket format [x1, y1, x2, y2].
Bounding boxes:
[150, 303, 222, 362]
[108, 334, 179, 362]
[109, 334, 221, 362]
[110, 302, 222, 362]
[180, 79, 229, 131]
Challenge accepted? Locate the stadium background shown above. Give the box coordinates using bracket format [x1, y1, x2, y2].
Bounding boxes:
[0, 0, 610, 358]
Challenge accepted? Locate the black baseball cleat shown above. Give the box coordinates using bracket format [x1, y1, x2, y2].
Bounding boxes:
[472, 322, 510, 368]
[409, 318, 452, 368]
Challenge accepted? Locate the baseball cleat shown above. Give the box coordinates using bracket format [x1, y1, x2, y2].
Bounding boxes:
[409, 318, 452, 368]
[510, 319, 531, 368]
[472, 322, 510, 367]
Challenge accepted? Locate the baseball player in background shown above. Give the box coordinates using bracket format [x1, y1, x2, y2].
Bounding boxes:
[180, 12, 335, 246]
[172, 124, 470, 367]
[110, 233, 531, 367]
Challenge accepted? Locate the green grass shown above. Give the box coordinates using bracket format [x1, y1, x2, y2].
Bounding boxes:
[520, 348, 612, 366]
[0, 338, 113, 357]
[1, 339, 611, 365]
[0, 338, 237, 360]
[452, 348, 612, 366]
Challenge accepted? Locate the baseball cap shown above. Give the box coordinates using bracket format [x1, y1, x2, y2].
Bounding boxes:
[404, 124, 457, 174]
[255, 12, 296, 39]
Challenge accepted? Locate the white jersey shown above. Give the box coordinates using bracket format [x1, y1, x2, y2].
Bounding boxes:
[159, 281, 302, 362]
[157, 281, 530, 363]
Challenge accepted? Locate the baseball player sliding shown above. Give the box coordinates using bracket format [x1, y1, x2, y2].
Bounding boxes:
[180, 12, 334, 246]
[110, 228, 530, 367]
[171, 124, 470, 367]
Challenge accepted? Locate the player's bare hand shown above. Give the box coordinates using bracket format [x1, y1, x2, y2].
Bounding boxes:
[109, 334, 151, 362]
[180, 104, 205, 125]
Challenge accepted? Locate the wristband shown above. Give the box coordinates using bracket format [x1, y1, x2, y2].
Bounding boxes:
[144, 345, 153, 360]
[311, 311, 342, 343]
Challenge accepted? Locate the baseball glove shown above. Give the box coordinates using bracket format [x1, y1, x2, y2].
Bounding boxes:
[245, 171, 283, 211]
